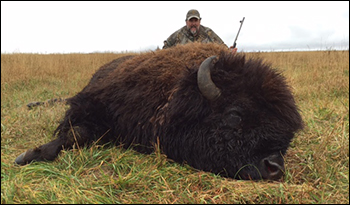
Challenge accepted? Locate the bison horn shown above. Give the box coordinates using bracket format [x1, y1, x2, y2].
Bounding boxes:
[197, 56, 221, 101]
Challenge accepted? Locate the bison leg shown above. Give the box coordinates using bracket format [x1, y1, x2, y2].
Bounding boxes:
[15, 118, 109, 165]
[17, 90, 111, 165]
[14, 137, 67, 165]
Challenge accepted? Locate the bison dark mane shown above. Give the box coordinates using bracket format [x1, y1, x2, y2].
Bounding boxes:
[15, 42, 303, 181]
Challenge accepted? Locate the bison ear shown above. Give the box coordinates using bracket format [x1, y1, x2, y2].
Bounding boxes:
[197, 56, 222, 101]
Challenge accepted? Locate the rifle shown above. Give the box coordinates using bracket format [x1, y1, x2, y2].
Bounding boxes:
[232, 17, 245, 48]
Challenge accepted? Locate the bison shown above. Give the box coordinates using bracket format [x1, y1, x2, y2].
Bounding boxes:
[15, 42, 303, 181]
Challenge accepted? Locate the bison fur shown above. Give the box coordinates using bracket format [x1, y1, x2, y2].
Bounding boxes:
[15, 42, 303, 181]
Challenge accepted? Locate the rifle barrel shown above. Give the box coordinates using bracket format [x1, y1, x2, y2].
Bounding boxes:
[233, 17, 245, 48]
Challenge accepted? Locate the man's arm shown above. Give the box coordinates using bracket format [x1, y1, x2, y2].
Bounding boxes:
[203, 26, 225, 45]
[162, 27, 184, 49]
[205, 27, 237, 54]
[162, 40, 172, 49]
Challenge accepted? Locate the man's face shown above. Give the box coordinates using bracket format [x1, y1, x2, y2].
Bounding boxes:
[186, 18, 201, 36]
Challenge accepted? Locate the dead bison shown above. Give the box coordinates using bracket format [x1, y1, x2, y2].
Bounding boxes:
[15, 42, 303, 180]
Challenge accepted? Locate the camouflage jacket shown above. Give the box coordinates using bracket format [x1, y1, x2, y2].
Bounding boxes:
[163, 25, 227, 49]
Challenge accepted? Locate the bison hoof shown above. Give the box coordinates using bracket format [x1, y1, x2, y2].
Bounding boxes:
[14, 151, 27, 165]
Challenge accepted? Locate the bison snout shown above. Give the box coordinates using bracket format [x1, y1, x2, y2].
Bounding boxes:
[259, 154, 285, 180]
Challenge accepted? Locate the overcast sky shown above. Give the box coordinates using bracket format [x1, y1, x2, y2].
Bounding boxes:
[1, 1, 349, 53]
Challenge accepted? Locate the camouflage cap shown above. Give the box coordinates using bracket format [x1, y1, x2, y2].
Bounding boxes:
[186, 9, 201, 21]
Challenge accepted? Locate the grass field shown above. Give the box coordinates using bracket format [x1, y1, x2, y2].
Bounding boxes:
[1, 50, 349, 204]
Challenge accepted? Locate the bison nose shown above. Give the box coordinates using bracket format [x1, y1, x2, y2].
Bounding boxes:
[260, 154, 285, 180]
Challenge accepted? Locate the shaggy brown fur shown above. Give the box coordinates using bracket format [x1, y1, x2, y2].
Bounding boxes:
[15, 42, 303, 180]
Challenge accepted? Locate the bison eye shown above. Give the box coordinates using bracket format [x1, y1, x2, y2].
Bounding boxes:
[229, 113, 241, 123]
[222, 112, 242, 129]
[227, 113, 242, 125]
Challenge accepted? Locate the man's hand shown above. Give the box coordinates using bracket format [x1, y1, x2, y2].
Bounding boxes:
[229, 46, 238, 55]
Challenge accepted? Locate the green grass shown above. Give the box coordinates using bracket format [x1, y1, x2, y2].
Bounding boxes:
[1, 51, 349, 203]
[1, 145, 320, 204]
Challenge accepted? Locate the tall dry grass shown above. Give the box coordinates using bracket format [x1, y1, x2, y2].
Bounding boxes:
[1, 50, 349, 204]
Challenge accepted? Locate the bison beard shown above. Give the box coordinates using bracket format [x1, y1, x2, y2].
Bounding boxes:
[15, 42, 303, 181]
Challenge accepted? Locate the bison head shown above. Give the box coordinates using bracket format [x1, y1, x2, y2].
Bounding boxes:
[160, 51, 303, 181]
